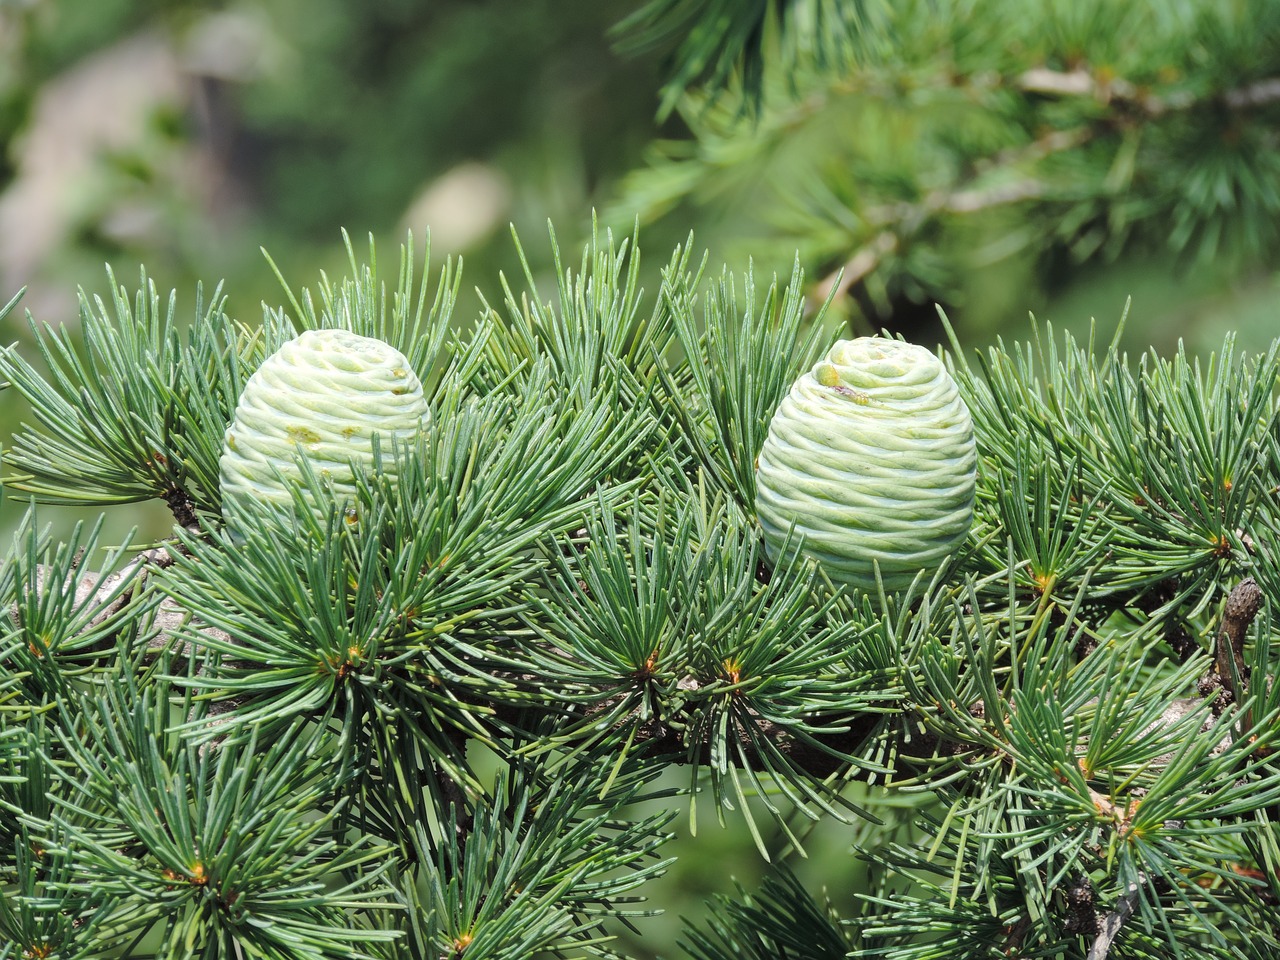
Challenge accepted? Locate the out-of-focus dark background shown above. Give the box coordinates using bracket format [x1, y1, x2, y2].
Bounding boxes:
[1, 3, 1278, 955]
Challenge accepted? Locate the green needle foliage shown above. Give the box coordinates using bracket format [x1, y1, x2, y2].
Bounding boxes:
[681, 868, 850, 960]
[655, 249, 833, 515]
[0, 274, 253, 523]
[613, 0, 870, 118]
[43, 675, 398, 960]
[0, 511, 155, 715]
[1, 224, 1280, 960]
[390, 762, 673, 960]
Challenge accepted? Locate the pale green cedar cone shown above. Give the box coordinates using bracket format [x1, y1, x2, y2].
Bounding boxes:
[219, 328, 428, 538]
[755, 337, 976, 591]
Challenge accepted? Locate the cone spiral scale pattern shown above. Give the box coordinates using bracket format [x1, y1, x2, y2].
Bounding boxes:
[755, 337, 976, 591]
[219, 328, 428, 537]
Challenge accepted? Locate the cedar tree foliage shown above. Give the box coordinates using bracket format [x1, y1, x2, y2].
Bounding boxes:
[0, 224, 1279, 960]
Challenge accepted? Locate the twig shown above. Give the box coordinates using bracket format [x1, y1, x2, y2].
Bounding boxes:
[814, 232, 898, 302]
[1087, 879, 1142, 960]
[1002, 913, 1033, 956]
[31, 556, 1264, 789]
[1018, 68, 1099, 99]
[1088, 786, 1138, 830]
[441, 725, 475, 862]
[942, 178, 1047, 214]
[815, 173, 1054, 303]
[13, 548, 174, 652]
[1215, 578, 1263, 696]
[1019, 67, 1280, 115]
[1226, 77, 1280, 109]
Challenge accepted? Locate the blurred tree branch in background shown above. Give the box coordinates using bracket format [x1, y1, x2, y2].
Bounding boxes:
[3, 0, 1279, 350]
[610, 0, 1280, 342]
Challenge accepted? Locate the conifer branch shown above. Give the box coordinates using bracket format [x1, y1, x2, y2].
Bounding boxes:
[494, 681, 881, 778]
[25, 546, 1264, 824]
[5, 221, 1279, 958]
[813, 127, 1083, 304]
[815, 232, 898, 303]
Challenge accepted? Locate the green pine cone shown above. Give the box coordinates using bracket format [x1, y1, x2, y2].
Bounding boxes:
[219, 328, 428, 538]
[755, 337, 976, 592]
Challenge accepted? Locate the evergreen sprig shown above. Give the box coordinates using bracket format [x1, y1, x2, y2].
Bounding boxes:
[946, 318, 1277, 613]
[0, 272, 249, 523]
[1, 817, 134, 960]
[391, 763, 673, 960]
[656, 250, 834, 517]
[17, 670, 398, 960]
[156, 359, 647, 745]
[264, 230, 463, 398]
[680, 868, 850, 960]
[465, 220, 673, 493]
[0, 509, 154, 715]
[518, 489, 892, 855]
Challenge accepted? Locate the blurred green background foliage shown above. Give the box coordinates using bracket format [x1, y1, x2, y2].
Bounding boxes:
[1, 2, 1279, 956]
[4, 0, 1277, 363]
